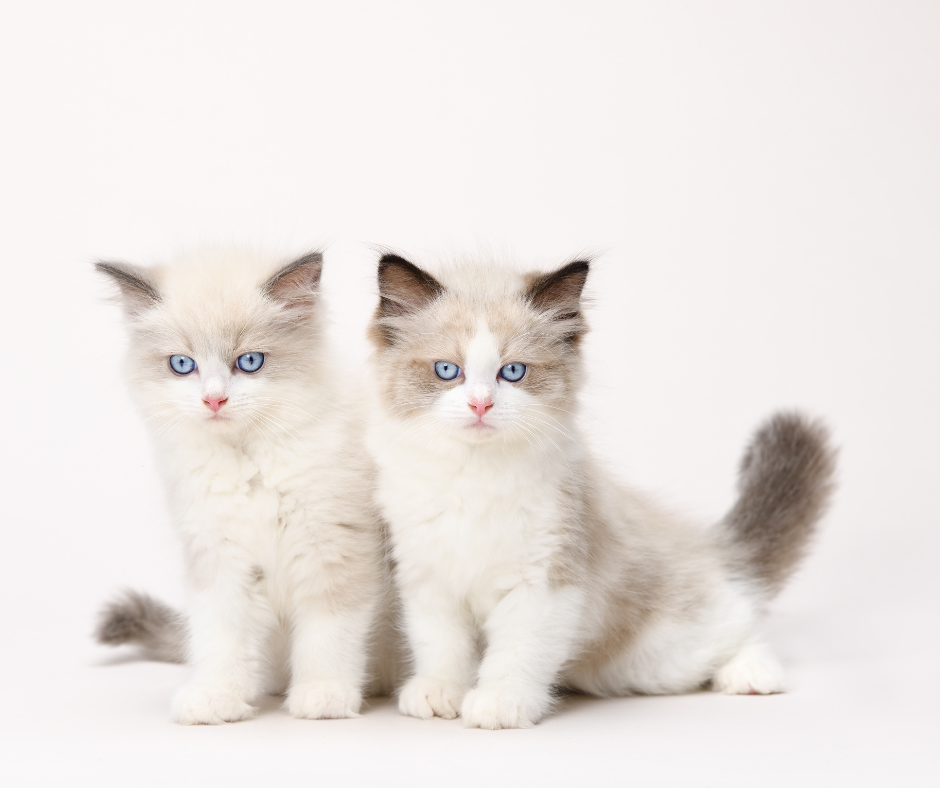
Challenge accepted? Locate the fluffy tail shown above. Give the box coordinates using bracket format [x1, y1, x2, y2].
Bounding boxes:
[95, 590, 187, 663]
[720, 412, 836, 598]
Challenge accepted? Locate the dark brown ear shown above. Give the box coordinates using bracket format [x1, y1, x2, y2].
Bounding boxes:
[262, 252, 323, 309]
[525, 260, 590, 319]
[96, 261, 161, 318]
[377, 254, 444, 317]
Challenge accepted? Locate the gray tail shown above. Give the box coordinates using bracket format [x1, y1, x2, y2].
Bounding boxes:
[95, 590, 188, 663]
[720, 411, 837, 597]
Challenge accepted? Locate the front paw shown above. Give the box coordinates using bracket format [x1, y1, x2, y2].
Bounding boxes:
[287, 681, 363, 719]
[461, 684, 547, 730]
[398, 676, 465, 720]
[172, 684, 257, 725]
[711, 642, 787, 695]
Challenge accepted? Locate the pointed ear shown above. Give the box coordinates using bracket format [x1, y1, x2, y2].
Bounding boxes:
[96, 261, 161, 318]
[377, 254, 444, 317]
[262, 252, 323, 309]
[525, 260, 590, 319]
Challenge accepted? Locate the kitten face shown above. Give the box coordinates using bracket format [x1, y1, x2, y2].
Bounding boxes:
[98, 249, 323, 437]
[370, 255, 589, 445]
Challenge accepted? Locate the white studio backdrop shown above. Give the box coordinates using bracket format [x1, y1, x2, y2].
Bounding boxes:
[0, 2, 937, 786]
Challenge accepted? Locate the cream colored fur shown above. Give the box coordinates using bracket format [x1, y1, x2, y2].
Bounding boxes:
[98, 248, 398, 724]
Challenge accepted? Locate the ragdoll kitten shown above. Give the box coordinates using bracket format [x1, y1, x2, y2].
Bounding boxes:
[95, 248, 398, 724]
[366, 254, 835, 730]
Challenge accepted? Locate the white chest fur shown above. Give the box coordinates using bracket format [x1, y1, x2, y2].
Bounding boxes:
[155, 418, 366, 600]
[372, 423, 575, 618]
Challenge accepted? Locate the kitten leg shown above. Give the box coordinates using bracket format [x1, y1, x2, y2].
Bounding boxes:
[462, 583, 585, 730]
[711, 637, 787, 695]
[172, 569, 273, 725]
[398, 594, 476, 720]
[286, 600, 376, 720]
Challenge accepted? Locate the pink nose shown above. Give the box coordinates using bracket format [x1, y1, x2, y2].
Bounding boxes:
[204, 397, 227, 413]
[469, 398, 493, 418]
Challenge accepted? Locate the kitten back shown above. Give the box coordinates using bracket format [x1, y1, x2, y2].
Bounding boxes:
[720, 412, 837, 597]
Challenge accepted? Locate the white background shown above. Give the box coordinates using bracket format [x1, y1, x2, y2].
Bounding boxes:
[1, 2, 937, 785]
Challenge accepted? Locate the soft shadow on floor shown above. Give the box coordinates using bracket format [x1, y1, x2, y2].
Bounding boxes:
[90, 651, 169, 668]
[254, 693, 399, 719]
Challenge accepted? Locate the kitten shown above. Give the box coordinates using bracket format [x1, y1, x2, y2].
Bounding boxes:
[95, 248, 399, 724]
[365, 254, 835, 730]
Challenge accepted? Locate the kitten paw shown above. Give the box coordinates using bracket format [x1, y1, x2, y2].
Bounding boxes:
[712, 641, 787, 695]
[287, 681, 363, 719]
[172, 684, 257, 725]
[461, 685, 545, 730]
[398, 676, 465, 720]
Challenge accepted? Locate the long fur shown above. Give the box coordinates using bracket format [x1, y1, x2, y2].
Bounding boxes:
[96, 590, 186, 663]
[96, 248, 401, 724]
[364, 254, 836, 729]
[721, 412, 836, 596]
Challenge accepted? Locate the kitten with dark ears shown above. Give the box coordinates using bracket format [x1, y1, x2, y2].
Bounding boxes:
[365, 254, 835, 730]
[96, 248, 399, 724]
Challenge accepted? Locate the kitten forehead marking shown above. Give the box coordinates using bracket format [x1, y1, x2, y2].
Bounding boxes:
[464, 320, 500, 376]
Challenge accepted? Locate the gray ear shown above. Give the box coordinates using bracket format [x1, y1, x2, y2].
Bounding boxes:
[377, 254, 444, 317]
[525, 260, 590, 320]
[96, 261, 161, 317]
[262, 252, 323, 309]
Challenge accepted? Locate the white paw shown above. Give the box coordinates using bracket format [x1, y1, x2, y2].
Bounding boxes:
[460, 684, 546, 730]
[712, 641, 787, 695]
[172, 684, 257, 725]
[287, 681, 362, 719]
[398, 676, 465, 720]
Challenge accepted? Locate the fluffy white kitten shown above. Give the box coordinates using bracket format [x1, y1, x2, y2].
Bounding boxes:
[96, 248, 398, 724]
[366, 254, 835, 730]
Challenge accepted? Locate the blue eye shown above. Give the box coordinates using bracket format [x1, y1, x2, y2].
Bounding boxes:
[499, 362, 527, 382]
[169, 355, 196, 375]
[237, 352, 265, 373]
[434, 361, 460, 381]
